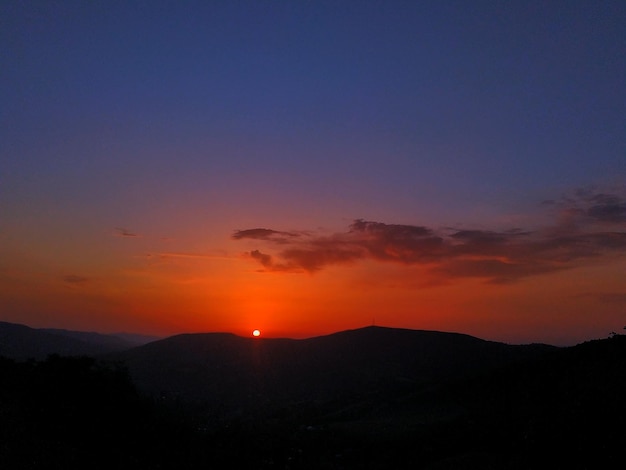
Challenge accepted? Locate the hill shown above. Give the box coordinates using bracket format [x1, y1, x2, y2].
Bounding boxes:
[0, 321, 158, 360]
[2, 322, 624, 468]
[107, 327, 626, 468]
[40, 327, 159, 349]
[111, 326, 554, 414]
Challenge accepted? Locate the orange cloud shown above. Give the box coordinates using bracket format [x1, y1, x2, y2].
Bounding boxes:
[233, 188, 626, 284]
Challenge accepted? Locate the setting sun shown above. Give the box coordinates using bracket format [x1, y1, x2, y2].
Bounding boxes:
[252, 329, 261, 337]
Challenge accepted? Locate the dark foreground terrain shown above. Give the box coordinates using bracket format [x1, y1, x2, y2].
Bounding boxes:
[1, 325, 625, 469]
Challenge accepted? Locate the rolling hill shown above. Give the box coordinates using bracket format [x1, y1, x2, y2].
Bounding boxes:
[0, 321, 159, 360]
[2, 320, 625, 468]
[106, 327, 625, 467]
[110, 326, 554, 413]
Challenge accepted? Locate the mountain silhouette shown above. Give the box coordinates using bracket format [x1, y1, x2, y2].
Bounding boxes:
[40, 327, 159, 349]
[2, 321, 624, 468]
[111, 326, 554, 414]
[0, 321, 158, 360]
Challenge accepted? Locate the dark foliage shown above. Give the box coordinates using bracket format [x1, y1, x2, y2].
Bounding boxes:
[0, 355, 208, 469]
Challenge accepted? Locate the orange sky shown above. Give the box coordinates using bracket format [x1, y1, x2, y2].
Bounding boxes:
[2, 2, 626, 346]
[1, 201, 625, 346]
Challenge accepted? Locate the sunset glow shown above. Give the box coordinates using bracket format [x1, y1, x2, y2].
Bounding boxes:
[252, 330, 261, 337]
[1, 2, 625, 346]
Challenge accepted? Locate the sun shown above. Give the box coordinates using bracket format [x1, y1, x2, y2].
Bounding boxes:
[252, 329, 261, 337]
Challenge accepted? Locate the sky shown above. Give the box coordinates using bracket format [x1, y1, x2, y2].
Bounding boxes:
[1, 1, 625, 346]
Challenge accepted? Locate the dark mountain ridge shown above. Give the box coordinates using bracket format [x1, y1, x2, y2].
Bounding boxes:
[2, 320, 624, 468]
[40, 327, 159, 349]
[111, 326, 555, 413]
[0, 321, 158, 360]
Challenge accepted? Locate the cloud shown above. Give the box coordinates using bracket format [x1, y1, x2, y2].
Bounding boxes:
[144, 252, 233, 261]
[575, 292, 626, 304]
[586, 194, 626, 223]
[232, 188, 626, 283]
[232, 228, 301, 244]
[63, 275, 89, 287]
[553, 186, 626, 227]
[250, 249, 273, 268]
[151, 252, 214, 259]
[431, 258, 566, 285]
[115, 227, 141, 238]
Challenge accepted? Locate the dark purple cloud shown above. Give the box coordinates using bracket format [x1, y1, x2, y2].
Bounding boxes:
[586, 194, 626, 223]
[555, 187, 626, 225]
[232, 228, 301, 244]
[233, 189, 626, 283]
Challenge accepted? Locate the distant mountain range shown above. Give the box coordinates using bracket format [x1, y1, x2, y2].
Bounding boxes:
[1, 320, 554, 412]
[2, 320, 625, 468]
[0, 321, 159, 360]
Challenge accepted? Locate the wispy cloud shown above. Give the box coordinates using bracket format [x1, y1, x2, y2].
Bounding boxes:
[575, 292, 626, 304]
[232, 188, 626, 283]
[115, 227, 141, 238]
[146, 252, 233, 260]
[63, 275, 89, 287]
[232, 228, 302, 244]
[549, 185, 626, 228]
